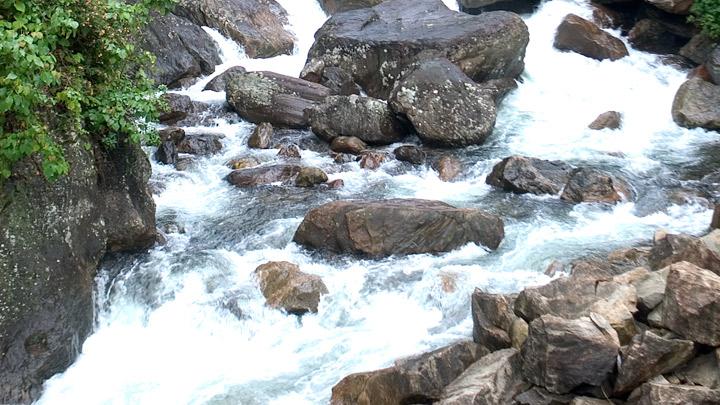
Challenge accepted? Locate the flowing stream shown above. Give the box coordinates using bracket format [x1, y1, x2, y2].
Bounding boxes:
[38, 0, 717, 404]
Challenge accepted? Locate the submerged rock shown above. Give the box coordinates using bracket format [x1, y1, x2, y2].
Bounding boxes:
[486, 155, 573, 195]
[393, 145, 426, 165]
[433, 155, 463, 182]
[553, 14, 628, 61]
[293, 199, 505, 257]
[255, 261, 328, 315]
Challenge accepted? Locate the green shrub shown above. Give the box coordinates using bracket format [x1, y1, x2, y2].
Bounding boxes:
[690, 0, 720, 40]
[0, 0, 175, 180]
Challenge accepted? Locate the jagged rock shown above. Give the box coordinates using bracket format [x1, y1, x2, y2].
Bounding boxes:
[303, 0, 529, 99]
[159, 93, 193, 125]
[226, 164, 303, 187]
[630, 382, 720, 404]
[510, 318, 529, 350]
[226, 71, 332, 128]
[177, 134, 224, 155]
[277, 144, 302, 159]
[389, 58, 499, 147]
[154, 141, 177, 165]
[614, 330, 695, 394]
[295, 167, 329, 187]
[648, 231, 720, 274]
[553, 14, 628, 61]
[204, 66, 247, 92]
[330, 136, 367, 155]
[293, 199, 505, 257]
[629, 19, 687, 55]
[521, 315, 620, 394]
[662, 261, 720, 346]
[330, 341, 487, 405]
[141, 12, 221, 88]
[248, 123, 274, 149]
[308, 95, 407, 145]
[433, 155, 463, 182]
[588, 111, 622, 130]
[226, 156, 261, 170]
[486, 156, 573, 195]
[632, 267, 668, 314]
[318, 0, 384, 14]
[560, 168, 631, 204]
[680, 33, 718, 64]
[672, 78, 720, 130]
[394, 145, 426, 165]
[254, 261, 328, 315]
[437, 349, 530, 404]
[358, 151, 386, 170]
[673, 351, 720, 389]
[459, 0, 542, 14]
[514, 387, 574, 405]
[471, 290, 517, 351]
[174, 0, 293, 58]
[645, 0, 693, 15]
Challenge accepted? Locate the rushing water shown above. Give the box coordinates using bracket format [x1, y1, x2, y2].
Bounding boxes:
[38, 0, 717, 404]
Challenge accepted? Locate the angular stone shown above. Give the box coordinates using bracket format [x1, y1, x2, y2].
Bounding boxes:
[255, 261, 328, 315]
[394, 146, 426, 165]
[471, 289, 517, 351]
[486, 155, 573, 195]
[554, 14, 628, 61]
[514, 386, 574, 405]
[318, 0, 384, 14]
[631, 382, 720, 405]
[672, 78, 720, 130]
[358, 151, 386, 170]
[673, 352, 720, 389]
[588, 111, 622, 130]
[649, 231, 720, 274]
[248, 123, 274, 149]
[632, 267, 669, 314]
[277, 144, 301, 159]
[560, 168, 631, 204]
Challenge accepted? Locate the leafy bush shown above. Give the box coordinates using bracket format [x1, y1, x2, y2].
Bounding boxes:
[0, 0, 174, 180]
[690, 0, 720, 40]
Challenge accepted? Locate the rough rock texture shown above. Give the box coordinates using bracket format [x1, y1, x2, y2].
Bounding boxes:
[662, 261, 720, 346]
[673, 351, 720, 388]
[394, 145, 426, 165]
[174, 0, 293, 58]
[308, 95, 408, 144]
[514, 387, 574, 405]
[472, 289, 517, 351]
[319, 0, 384, 14]
[141, 12, 221, 88]
[560, 168, 631, 204]
[631, 382, 720, 404]
[226, 71, 333, 128]
[648, 231, 720, 274]
[614, 330, 695, 394]
[154, 140, 177, 165]
[254, 261, 328, 315]
[671, 78, 720, 130]
[226, 164, 304, 187]
[0, 139, 156, 403]
[588, 111, 622, 130]
[203, 66, 247, 92]
[277, 143, 302, 159]
[434, 156, 463, 182]
[158, 93, 194, 125]
[708, 47, 720, 85]
[295, 167, 329, 187]
[303, 0, 529, 99]
[177, 134, 224, 155]
[330, 136, 367, 155]
[553, 14, 629, 61]
[486, 155, 573, 195]
[680, 33, 718, 65]
[358, 151, 386, 170]
[629, 19, 687, 55]
[389, 58, 500, 147]
[459, 0, 542, 14]
[437, 349, 530, 404]
[633, 267, 668, 314]
[330, 341, 487, 405]
[521, 315, 620, 394]
[293, 199, 505, 257]
[645, 0, 693, 15]
[248, 123, 274, 149]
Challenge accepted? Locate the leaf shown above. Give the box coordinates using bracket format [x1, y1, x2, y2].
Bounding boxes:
[14, 1, 26, 13]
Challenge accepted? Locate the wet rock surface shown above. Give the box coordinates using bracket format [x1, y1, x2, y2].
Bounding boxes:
[553, 14, 628, 61]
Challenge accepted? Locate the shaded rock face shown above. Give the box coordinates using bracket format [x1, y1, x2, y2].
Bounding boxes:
[680, 33, 718, 65]
[708, 47, 720, 85]
[293, 199, 505, 258]
[553, 14, 628, 61]
[319, 0, 384, 14]
[645, 0, 693, 15]
[459, 0, 542, 14]
[560, 168, 631, 204]
[141, 13, 221, 88]
[486, 155, 573, 195]
[394, 145, 426, 165]
[472, 290, 517, 351]
[248, 123, 274, 149]
[673, 351, 720, 388]
[632, 382, 720, 404]
[226, 71, 333, 128]
[437, 349, 530, 404]
[203, 66, 247, 92]
[662, 261, 720, 346]
[174, 0, 293, 58]
[521, 315, 620, 394]
[254, 261, 328, 315]
[648, 231, 720, 274]
[303, 0, 529, 99]
[389, 59, 500, 147]
[588, 111, 622, 130]
[308, 95, 408, 145]
[0, 139, 155, 403]
[671, 78, 720, 130]
[629, 18, 687, 55]
[330, 341, 487, 405]
[177, 134, 224, 156]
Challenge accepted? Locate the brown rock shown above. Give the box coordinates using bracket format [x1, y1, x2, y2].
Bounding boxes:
[295, 167, 329, 188]
[671, 78, 720, 130]
[471, 289, 517, 351]
[327, 179, 345, 189]
[648, 231, 720, 274]
[645, 0, 693, 15]
[394, 145, 426, 165]
[248, 123, 273, 149]
[176, 134, 224, 156]
[358, 151, 386, 170]
[486, 155, 572, 195]
[434, 156, 462, 182]
[255, 261, 328, 315]
[330, 136, 367, 155]
[630, 382, 720, 404]
[673, 351, 720, 389]
[226, 156, 261, 170]
[588, 111, 622, 130]
[277, 144, 301, 159]
[560, 168, 631, 204]
[554, 14, 629, 61]
[226, 164, 303, 187]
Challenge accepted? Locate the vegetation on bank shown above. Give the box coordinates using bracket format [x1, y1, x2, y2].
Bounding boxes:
[691, 0, 720, 39]
[0, 0, 174, 181]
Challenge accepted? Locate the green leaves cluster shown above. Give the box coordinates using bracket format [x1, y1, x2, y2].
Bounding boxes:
[0, 0, 175, 180]
[690, 0, 720, 40]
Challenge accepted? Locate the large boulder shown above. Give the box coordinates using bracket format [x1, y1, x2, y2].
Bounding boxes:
[629, 19, 687, 55]
[560, 168, 631, 204]
[302, 0, 529, 99]
[203, 66, 247, 92]
[648, 231, 720, 274]
[254, 261, 328, 315]
[141, 12, 221, 88]
[308, 95, 408, 145]
[174, 0, 293, 58]
[459, 0, 542, 14]
[671, 78, 720, 130]
[331, 341, 487, 405]
[521, 315, 620, 394]
[472, 290, 518, 351]
[486, 155, 573, 196]
[662, 261, 720, 346]
[614, 330, 695, 394]
[319, 0, 384, 14]
[437, 349, 530, 404]
[680, 33, 718, 64]
[226, 71, 333, 128]
[388, 58, 503, 147]
[631, 382, 720, 404]
[553, 14, 629, 61]
[177, 134, 224, 156]
[293, 199, 505, 258]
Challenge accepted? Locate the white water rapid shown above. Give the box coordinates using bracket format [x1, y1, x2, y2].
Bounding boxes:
[38, 0, 716, 404]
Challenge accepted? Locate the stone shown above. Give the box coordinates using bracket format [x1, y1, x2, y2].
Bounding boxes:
[174, 0, 293, 58]
[176, 134, 224, 155]
[632, 267, 668, 314]
[712, 205, 720, 229]
[248, 123, 274, 149]
[303, 0, 529, 99]
[330, 136, 367, 155]
[662, 261, 720, 346]
[204, 66, 248, 92]
[486, 156, 573, 195]
[358, 151, 386, 170]
[293, 199, 505, 258]
[277, 144, 301, 159]
[673, 352, 720, 389]
[514, 387, 574, 405]
[510, 317, 529, 350]
[560, 168, 631, 204]
[680, 33, 718, 64]
[433, 156, 463, 182]
[226, 164, 303, 187]
[648, 231, 720, 274]
[158, 93, 193, 125]
[588, 111, 622, 130]
[629, 19, 686, 55]
[327, 179, 345, 189]
[614, 330, 696, 394]
[308, 95, 408, 145]
[227, 156, 261, 170]
[521, 315, 620, 394]
[318, 0, 384, 14]
[569, 398, 608, 405]
[553, 14, 628, 61]
[154, 141, 177, 165]
[295, 167, 329, 188]
[394, 146, 426, 165]
[707, 47, 720, 85]
[437, 349, 530, 404]
[672, 78, 720, 131]
[631, 382, 720, 404]
[330, 341, 487, 405]
[645, 0, 693, 15]
[158, 126, 186, 143]
[471, 289, 517, 351]
[315, 66, 362, 96]
[254, 261, 328, 315]
[459, 0, 542, 14]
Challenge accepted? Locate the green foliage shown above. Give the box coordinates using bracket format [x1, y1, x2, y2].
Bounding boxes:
[690, 0, 720, 40]
[0, 0, 175, 180]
